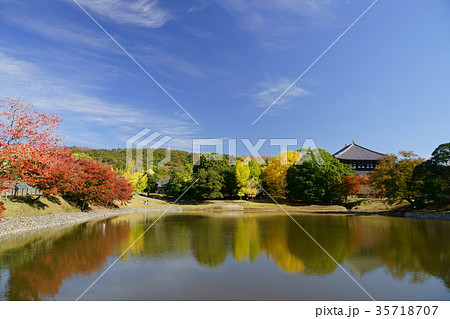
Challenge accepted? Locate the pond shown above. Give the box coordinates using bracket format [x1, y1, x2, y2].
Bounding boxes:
[0, 212, 449, 300]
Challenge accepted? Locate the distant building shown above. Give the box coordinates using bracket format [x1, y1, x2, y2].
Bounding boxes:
[156, 181, 167, 194]
[1, 182, 43, 196]
[333, 141, 384, 175]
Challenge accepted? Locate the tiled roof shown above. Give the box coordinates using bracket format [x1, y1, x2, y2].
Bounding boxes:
[333, 143, 384, 161]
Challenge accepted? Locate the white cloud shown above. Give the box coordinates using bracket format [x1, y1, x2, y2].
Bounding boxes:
[253, 78, 311, 109]
[213, 0, 342, 48]
[2, 9, 110, 51]
[73, 0, 172, 28]
[188, 1, 209, 13]
[0, 52, 199, 147]
[134, 45, 208, 79]
[0, 55, 37, 79]
[220, 0, 336, 16]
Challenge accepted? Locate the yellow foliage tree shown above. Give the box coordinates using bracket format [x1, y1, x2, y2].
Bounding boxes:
[235, 160, 261, 200]
[71, 152, 93, 161]
[242, 186, 259, 199]
[235, 160, 250, 198]
[122, 168, 148, 193]
[262, 150, 300, 196]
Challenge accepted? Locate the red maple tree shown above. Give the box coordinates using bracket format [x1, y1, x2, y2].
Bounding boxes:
[0, 97, 61, 218]
[1, 97, 133, 218]
[60, 159, 133, 210]
[340, 175, 362, 204]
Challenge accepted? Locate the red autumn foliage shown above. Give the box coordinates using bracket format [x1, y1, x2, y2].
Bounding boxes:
[14, 146, 133, 208]
[1, 97, 133, 217]
[10, 146, 72, 195]
[0, 97, 61, 148]
[354, 174, 371, 186]
[340, 175, 362, 203]
[1, 97, 60, 218]
[6, 220, 130, 300]
[60, 158, 133, 209]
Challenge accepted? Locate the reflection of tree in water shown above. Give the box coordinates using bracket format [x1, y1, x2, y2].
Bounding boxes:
[259, 217, 304, 273]
[2, 220, 130, 300]
[2, 214, 449, 300]
[138, 215, 450, 288]
[233, 218, 261, 262]
[189, 217, 232, 267]
[367, 218, 450, 289]
[123, 214, 193, 259]
[286, 216, 353, 276]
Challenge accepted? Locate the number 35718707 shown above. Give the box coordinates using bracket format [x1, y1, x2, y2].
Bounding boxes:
[375, 306, 438, 316]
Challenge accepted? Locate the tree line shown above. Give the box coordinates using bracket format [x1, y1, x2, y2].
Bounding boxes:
[370, 145, 450, 208]
[148, 149, 368, 204]
[138, 144, 449, 209]
[72, 123, 449, 209]
[2, 97, 448, 216]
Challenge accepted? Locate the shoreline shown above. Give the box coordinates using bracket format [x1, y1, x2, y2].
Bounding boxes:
[0, 206, 181, 243]
[1, 205, 448, 242]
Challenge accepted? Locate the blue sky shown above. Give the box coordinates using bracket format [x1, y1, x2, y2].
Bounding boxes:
[0, 0, 449, 158]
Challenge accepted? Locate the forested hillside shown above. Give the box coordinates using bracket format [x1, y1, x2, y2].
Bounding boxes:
[70, 147, 193, 171]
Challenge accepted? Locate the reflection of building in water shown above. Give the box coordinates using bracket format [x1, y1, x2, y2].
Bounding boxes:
[333, 141, 384, 175]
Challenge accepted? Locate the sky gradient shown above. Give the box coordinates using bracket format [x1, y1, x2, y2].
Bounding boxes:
[0, 0, 449, 158]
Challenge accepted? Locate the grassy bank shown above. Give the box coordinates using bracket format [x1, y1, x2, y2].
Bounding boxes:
[3, 196, 79, 217]
[2, 193, 448, 218]
[127, 194, 348, 212]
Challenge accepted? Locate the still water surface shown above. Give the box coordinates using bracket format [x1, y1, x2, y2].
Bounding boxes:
[0, 212, 449, 300]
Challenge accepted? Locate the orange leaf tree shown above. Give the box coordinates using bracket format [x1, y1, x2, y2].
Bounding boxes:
[0, 97, 61, 217]
[1, 97, 133, 217]
[339, 175, 361, 204]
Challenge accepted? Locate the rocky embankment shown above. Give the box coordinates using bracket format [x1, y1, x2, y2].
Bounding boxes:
[0, 206, 181, 242]
[404, 212, 450, 221]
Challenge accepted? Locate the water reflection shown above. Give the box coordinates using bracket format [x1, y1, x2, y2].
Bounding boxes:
[0, 213, 449, 300]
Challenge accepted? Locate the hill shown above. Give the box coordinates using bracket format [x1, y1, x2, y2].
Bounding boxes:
[70, 147, 193, 171]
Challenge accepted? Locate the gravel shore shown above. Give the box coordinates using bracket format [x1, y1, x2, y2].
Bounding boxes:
[0, 206, 181, 242]
[2, 206, 447, 243]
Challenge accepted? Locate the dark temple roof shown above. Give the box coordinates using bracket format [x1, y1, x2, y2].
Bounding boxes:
[333, 142, 384, 161]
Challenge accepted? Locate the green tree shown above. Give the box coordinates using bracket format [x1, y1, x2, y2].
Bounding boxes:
[412, 143, 450, 207]
[429, 143, 450, 166]
[286, 149, 351, 204]
[145, 173, 158, 195]
[193, 154, 236, 198]
[191, 168, 224, 199]
[69, 147, 193, 171]
[164, 166, 193, 197]
[248, 159, 262, 183]
[369, 151, 424, 206]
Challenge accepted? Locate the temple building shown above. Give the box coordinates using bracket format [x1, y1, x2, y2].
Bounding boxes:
[333, 141, 384, 175]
